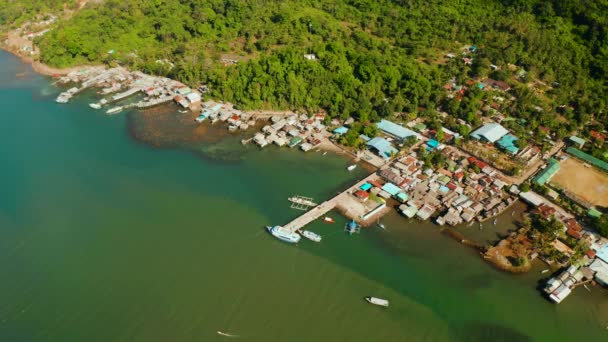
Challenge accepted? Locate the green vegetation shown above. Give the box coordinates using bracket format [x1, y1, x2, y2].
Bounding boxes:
[591, 215, 608, 238]
[11, 1, 608, 132]
[0, 1, 73, 27]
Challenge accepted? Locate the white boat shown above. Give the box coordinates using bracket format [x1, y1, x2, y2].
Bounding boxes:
[377, 219, 386, 230]
[541, 269, 550, 274]
[301, 230, 322, 242]
[365, 297, 389, 307]
[266, 225, 301, 244]
[106, 106, 123, 115]
[347, 164, 357, 171]
[288, 196, 317, 207]
[323, 217, 335, 224]
[55, 93, 71, 103]
[89, 103, 101, 109]
[493, 218, 497, 225]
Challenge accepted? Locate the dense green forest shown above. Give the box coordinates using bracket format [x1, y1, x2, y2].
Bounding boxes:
[8, 1, 608, 136]
[0, 0, 74, 27]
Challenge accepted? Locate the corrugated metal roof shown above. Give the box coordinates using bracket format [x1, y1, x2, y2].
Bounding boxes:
[596, 246, 608, 265]
[470, 123, 509, 143]
[367, 137, 398, 159]
[497, 134, 519, 154]
[534, 158, 560, 185]
[569, 136, 585, 146]
[566, 147, 608, 172]
[360, 183, 372, 191]
[381, 183, 402, 196]
[333, 126, 349, 134]
[377, 119, 419, 140]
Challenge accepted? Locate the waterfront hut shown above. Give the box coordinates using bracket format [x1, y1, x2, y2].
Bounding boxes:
[289, 136, 303, 148]
[300, 142, 313, 152]
[400, 205, 418, 218]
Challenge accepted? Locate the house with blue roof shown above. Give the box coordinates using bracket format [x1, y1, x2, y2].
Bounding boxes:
[427, 139, 440, 150]
[470, 123, 509, 143]
[377, 119, 420, 142]
[367, 137, 398, 159]
[497, 134, 519, 155]
[381, 183, 402, 196]
[333, 126, 349, 135]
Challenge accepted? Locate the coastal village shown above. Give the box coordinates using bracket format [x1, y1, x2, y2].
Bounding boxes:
[0, 8, 592, 307]
[51, 62, 608, 305]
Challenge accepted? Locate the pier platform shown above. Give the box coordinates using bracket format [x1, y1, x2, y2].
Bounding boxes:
[283, 173, 386, 233]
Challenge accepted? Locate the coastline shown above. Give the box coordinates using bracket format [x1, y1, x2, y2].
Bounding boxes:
[0, 44, 102, 77]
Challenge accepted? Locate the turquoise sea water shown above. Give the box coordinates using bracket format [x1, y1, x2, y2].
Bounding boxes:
[0, 51, 607, 342]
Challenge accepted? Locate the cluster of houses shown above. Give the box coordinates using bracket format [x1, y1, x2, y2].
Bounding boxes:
[194, 101, 256, 132]
[252, 113, 328, 151]
[543, 240, 608, 303]
[350, 147, 515, 225]
[511, 185, 608, 302]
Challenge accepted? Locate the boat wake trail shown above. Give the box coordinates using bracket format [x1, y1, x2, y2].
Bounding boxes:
[217, 331, 240, 338]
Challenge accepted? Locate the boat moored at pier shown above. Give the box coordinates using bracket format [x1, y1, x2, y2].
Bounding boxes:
[266, 225, 301, 244]
[301, 230, 322, 242]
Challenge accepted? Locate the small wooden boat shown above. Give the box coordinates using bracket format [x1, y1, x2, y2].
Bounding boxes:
[323, 217, 335, 224]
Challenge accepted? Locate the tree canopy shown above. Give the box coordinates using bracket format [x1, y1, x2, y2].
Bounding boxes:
[7, 0, 607, 125]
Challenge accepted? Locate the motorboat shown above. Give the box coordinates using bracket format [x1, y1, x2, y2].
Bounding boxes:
[323, 217, 335, 224]
[106, 106, 123, 115]
[301, 230, 322, 242]
[347, 164, 357, 171]
[266, 226, 300, 244]
[365, 297, 389, 307]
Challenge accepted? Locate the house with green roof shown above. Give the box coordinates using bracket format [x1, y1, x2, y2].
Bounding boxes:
[533, 158, 560, 186]
[568, 136, 585, 149]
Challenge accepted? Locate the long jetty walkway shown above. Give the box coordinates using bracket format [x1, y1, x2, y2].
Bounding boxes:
[284, 172, 380, 233]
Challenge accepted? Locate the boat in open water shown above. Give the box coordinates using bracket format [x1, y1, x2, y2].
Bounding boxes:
[347, 164, 357, 171]
[301, 230, 322, 242]
[266, 225, 301, 244]
[365, 297, 389, 307]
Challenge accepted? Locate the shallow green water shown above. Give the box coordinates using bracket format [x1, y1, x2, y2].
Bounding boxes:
[0, 51, 607, 342]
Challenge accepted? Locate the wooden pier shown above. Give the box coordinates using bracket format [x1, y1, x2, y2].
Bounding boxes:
[283, 173, 381, 233]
